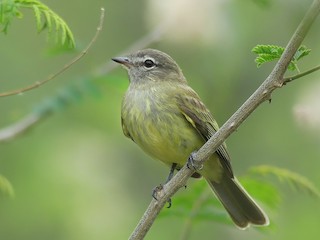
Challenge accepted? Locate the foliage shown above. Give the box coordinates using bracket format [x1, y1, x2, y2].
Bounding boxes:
[249, 165, 320, 198]
[33, 76, 102, 116]
[252, 45, 311, 72]
[0, 0, 75, 48]
[159, 165, 320, 233]
[0, 175, 14, 198]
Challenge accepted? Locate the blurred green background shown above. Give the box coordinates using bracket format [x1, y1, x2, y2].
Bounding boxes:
[1, 0, 320, 239]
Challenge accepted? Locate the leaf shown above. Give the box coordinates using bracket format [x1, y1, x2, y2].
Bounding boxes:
[0, 0, 23, 33]
[0, 175, 14, 197]
[248, 165, 320, 198]
[31, 76, 101, 116]
[43, 9, 52, 33]
[32, 4, 42, 32]
[252, 45, 284, 67]
[293, 45, 311, 61]
[252, 44, 311, 72]
[159, 164, 319, 232]
[0, 0, 75, 48]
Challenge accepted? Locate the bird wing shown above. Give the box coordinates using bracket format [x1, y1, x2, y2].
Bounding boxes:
[176, 87, 234, 178]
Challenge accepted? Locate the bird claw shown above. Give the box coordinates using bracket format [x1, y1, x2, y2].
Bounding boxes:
[187, 151, 203, 171]
[152, 184, 172, 208]
[152, 184, 163, 201]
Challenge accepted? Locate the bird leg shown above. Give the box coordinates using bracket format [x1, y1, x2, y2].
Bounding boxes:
[166, 163, 177, 183]
[152, 163, 177, 208]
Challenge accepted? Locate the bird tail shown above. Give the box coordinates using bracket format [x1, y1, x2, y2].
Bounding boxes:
[205, 172, 269, 229]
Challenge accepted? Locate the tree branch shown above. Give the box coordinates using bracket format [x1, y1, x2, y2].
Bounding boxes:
[0, 8, 105, 98]
[129, 0, 320, 239]
[0, 112, 49, 142]
[284, 64, 320, 83]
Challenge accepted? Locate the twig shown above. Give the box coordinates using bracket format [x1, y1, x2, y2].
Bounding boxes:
[283, 64, 320, 84]
[0, 8, 105, 98]
[0, 113, 48, 142]
[128, 0, 320, 239]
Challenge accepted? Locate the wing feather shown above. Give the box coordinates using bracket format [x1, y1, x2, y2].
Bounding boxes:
[176, 87, 234, 178]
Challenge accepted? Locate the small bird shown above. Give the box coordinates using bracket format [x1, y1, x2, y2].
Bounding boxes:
[112, 49, 269, 229]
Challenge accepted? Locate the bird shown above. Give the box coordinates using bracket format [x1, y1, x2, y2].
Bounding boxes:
[112, 48, 269, 229]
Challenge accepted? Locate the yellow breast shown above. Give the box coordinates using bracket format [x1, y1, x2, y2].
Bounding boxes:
[121, 86, 204, 167]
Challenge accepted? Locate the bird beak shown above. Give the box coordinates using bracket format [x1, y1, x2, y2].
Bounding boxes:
[112, 56, 132, 69]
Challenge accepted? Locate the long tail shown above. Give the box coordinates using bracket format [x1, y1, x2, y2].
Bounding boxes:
[205, 172, 269, 229]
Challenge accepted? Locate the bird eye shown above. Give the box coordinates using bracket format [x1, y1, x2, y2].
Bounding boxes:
[143, 59, 155, 69]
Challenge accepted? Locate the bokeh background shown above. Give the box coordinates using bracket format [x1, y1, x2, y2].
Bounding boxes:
[1, 0, 320, 239]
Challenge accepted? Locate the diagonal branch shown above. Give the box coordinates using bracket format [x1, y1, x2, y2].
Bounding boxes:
[129, 0, 320, 239]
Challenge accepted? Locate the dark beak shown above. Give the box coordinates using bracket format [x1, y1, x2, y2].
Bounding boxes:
[112, 56, 132, 68]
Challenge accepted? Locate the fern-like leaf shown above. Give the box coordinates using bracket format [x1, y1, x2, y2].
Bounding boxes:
[252, 44, 311, 72]
[0, 0, 23, 33]
[249, 165, 320, 198]
[159, 164, 318, 234]
[32, 4, 42, 31]
[0, 0, 75, 48]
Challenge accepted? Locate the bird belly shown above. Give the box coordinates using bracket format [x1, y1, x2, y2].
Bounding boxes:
[123, 102, 203, 167]
[142, 117, 202, 167]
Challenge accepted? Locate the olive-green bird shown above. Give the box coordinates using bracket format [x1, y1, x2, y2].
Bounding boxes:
[112, 49, 269, 229]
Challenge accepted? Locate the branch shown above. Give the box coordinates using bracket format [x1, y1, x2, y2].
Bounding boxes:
[283, 64, 320, 83]
[0, 112, 49, 142]
[0, 8, 105, 98]
[129, 0, 320, 239]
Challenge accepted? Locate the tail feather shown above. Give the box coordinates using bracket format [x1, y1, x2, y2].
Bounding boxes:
[205, 173, 269, 229]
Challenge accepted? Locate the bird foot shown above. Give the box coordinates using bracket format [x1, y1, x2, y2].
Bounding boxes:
[152, 184, 172, 208]
[187, 151, 203, 171]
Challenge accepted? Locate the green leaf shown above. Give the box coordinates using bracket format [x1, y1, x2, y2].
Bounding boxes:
[0, 0, 75, 48]
[0, 175, 14, 197]
[293, 45, 311, 61]
[43, 9, 52, 33]
[32, 4, 42, 32]
[248, 165, 320, 198]
[0, 0, 23, 33]
[252, 44, 311, 72]
[252, 45, 284, 67]
[32, 76, 102, 116]
[159, 164, 318, 232]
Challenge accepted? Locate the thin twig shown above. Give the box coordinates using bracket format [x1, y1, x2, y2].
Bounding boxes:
[0, 113, 48, 142]
[129, 0, 320, 239]
[283, 64, 320, 84]
[0, 8, 105, 98]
